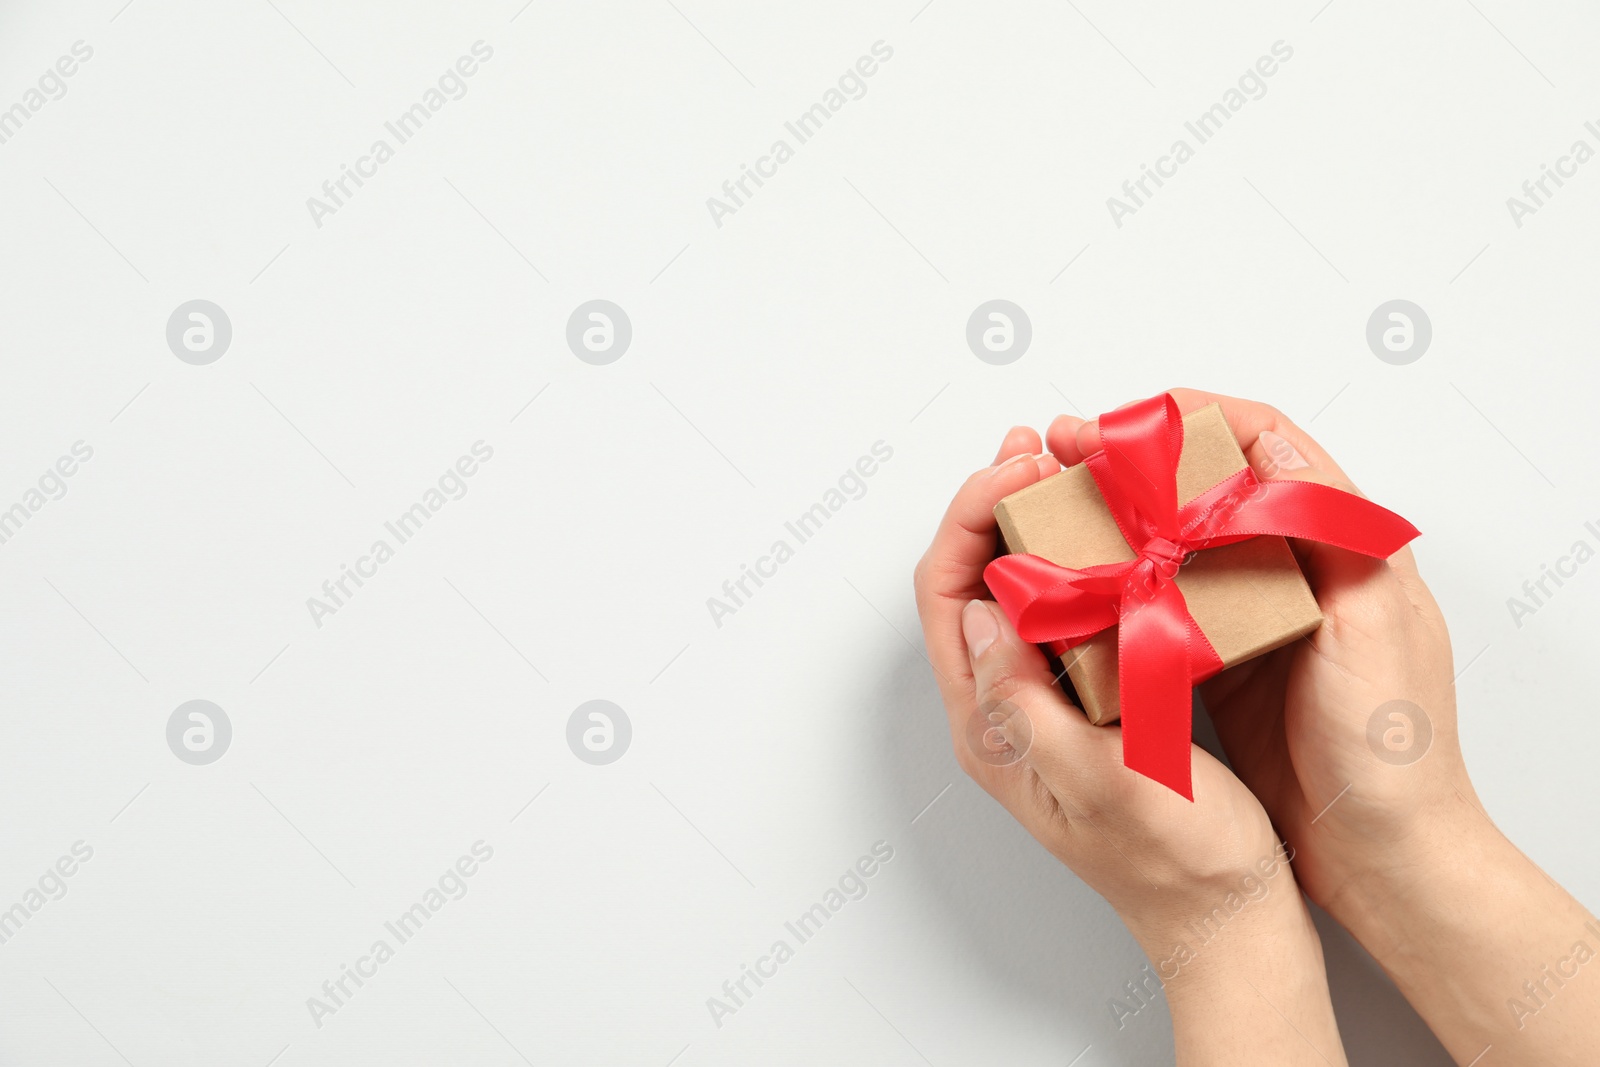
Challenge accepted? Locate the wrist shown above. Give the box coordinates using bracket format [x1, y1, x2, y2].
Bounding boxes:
[1120, 838, 1312, 997]
[1315, 791, 1600, 1064]
[1120, 838, 1299, 958]
[1316, 787, 1508, 959]
[1124, 868, 1347, 1066]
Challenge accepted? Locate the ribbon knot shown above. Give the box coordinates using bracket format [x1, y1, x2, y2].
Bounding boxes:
[1136, 535, 1189, 575]
[983, 393, 1421, 800]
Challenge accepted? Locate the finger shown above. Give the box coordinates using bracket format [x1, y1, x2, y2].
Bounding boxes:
[960, 599, 1113, 800]
[1070, 397, 1152, 465]
[1167, 387, 1363, 491]
[917, 453, 1055, 604]
[915, 453, 1057, 706]
[1245, 430, 1359, 495]
[1046, 414, 1088, 467]
[1073, 388, 1361, 489]
[1243, 428, 1416, 595]
[994, 425, 1043, 464]
[1246, 427, 1422, 578]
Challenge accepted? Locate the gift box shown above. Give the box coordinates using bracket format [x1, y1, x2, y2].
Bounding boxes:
[983, 393, 1418, 798]
[992, 403, 1322, 724]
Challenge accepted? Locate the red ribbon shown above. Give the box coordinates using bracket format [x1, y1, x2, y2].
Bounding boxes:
[983, 394, 1420, 800]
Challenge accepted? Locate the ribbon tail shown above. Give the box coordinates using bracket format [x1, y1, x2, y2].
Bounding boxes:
[1183, 472, 1421, 557]
[1117, 579, 1197, 800]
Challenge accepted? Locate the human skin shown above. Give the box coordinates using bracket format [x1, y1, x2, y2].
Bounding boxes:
[1043, 389, 1600, 1065]
[914, 429, 1348, 1065]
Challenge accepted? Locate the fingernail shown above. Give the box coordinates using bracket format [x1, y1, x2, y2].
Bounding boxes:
[1259, 431, 1309, 474]
[961, 600, 999, 659]
[1076, 422, 1100, 455]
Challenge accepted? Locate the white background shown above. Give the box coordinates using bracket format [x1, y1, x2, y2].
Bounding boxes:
[1, 0, 1596, 1064]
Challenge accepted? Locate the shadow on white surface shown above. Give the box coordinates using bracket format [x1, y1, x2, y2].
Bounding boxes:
[869, 643, 1455, 1065]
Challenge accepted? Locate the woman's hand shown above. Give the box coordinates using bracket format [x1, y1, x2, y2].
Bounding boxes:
[913, 426, 1347, 1066]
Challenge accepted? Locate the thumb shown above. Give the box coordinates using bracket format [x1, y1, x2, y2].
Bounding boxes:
[1249, 430, 1414, 593]
[960, 599, 1108, 790]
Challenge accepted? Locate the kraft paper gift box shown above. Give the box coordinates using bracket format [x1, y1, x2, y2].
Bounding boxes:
[992, 403, 1323, 725]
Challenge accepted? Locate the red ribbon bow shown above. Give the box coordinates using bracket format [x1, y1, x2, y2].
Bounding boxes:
[983, 393, 1420, 800]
